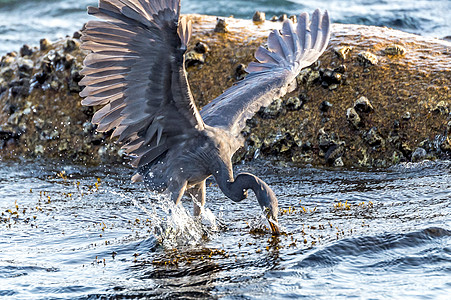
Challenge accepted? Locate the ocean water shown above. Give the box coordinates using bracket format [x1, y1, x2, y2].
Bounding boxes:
[0, 0, 450, 55]
[0, 160, 450, 299]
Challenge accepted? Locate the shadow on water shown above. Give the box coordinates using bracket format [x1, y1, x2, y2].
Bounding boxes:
[0, 159, 450, 299]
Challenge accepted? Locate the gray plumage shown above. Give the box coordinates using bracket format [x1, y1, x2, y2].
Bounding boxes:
[80, 0, 331, 235]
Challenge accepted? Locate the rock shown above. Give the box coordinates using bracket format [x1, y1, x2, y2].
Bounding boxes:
[334, 157, 344, 167]
[441, 137, 451, 152]
[0, 125, 21, 140]
[358, 51, 378, 66]
[317, 129, 345, 163]
[385, 44, 407, 56]
[320, 68, 344, 88]
[411, 147, 427, 162]
[354, 96, 374, 113]
[346, 107, 361, 128]
[194, 42, 209, 54]
[20, 45, 34, 57]
[319, 101, 332, 112]
[431, 101, 449, 115]
[40, 38, 52, 51]
[32, 71, 48, 85]
[364, 127, 384, 147]
[301, 141, 312, 152]
[334, 46, 353, 60]
[9, 79, 30, 98]
[297, 68, 320, 86]
[259, 99, 283, 119]
[0, 14, 450, 168]
[71, 68, 83, 83]
[252, 11, 265, 24]
[69, 69, 83, 93]
[18, 59, 34, 78]
[214, 18, 229, 33]
[1, 67, 14, 81]
[0, 55, 15, 67]
[402, 111, 411, 120]
[235, 64, 247, 80]
[185, 51, 205, 67]
[50, 81, 60, 90]
[64, 39, 79, 53]
[34, 145, 44, 155]
[285, 96, 302, 111]
[73, 31, 82, 39]
[62, 54, 75, 69]
[325, 142, 345, 164]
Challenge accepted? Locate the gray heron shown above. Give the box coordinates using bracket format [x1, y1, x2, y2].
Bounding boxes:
[79, 0, 331, 235]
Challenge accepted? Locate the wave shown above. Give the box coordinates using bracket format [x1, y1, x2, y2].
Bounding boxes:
[295, 227, 451, 272]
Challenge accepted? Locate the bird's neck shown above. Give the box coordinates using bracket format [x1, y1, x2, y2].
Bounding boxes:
[213, 163, 277, 212]
[212, 162, 280, 234]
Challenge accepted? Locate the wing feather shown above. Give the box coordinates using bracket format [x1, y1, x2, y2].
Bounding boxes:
[201, 10, 331, 140]
[80, 0, 203, 168]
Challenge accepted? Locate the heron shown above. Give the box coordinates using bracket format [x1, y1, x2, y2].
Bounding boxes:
[79, 0, 331, 235]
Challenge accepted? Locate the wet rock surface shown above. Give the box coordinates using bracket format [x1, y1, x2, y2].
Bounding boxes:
[0, 15, 450, 168]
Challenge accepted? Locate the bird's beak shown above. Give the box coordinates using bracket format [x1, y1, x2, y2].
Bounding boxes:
[265, 207, 280, 235]
[269, 219, 280, 235]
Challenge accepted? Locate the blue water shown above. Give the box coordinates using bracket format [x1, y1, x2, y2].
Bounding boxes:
[0, 159, 450, 298]
[0, 0, 450, 55]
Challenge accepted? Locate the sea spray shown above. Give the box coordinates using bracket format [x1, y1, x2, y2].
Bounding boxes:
[121, 191, 221, 248]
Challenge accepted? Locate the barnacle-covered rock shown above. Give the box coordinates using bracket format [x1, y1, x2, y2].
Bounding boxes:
[334, 46, 353, 60]
[259, 98, 283, 119]
[354, 96, 374, 113]
[278, 14, 287, 22]
[252, 11, 265, 24]
[20, 45, 33, 57]
[319, 101, 332, 112]
[385, 44, 407, 56]
[346, 107, 361, 129]
[185, 51, 205, 67]
[214, 18, 229, 33]
[194, 42, 210, 54]
[364, 127, 384, 147]
[402, 111, 411, 120]
[285, 96, 302, 111]
[0, 14, 449, 167]
[1, 55, 15, 68]
[234, 64, 247, 80]
[39, 38, 52, 51]
[358, 51, 378, 66]
[440, 137, 451, 153]
[431, 101, 449, 115]
[297, 68, 320, 86]
[0, 124, 21, 140]
[64, 39, 79, 53]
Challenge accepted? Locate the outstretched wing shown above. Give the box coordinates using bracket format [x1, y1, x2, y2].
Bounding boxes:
[201, 10, 330, 138]
[79, 0, 204, 168]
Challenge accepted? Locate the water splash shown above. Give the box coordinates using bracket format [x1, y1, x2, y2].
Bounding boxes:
[112, 190, 220, 248]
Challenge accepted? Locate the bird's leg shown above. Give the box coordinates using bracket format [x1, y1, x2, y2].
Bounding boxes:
[167, 180, 187, 205]
[188, 180, 206, 216]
